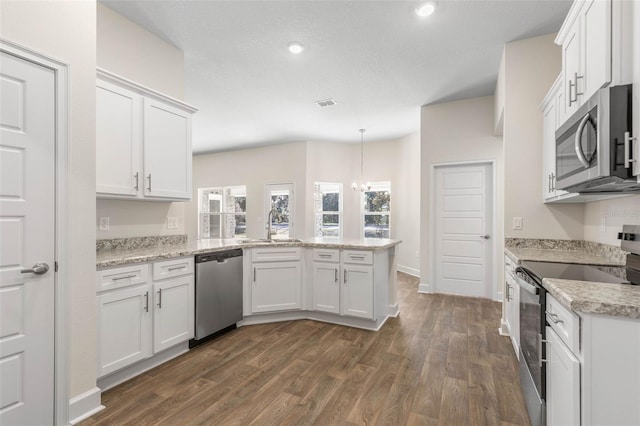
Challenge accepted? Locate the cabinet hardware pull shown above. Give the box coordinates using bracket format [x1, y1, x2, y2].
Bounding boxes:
[505, 284, 511, 301]
[547, 312, 564, 324]
[624, 132, 637, 169]
[344, 269, 347, 283]
[335, 268, 338, 283]
[350, 255, 365, 260]
[568, 80, 575, 106]
[551, 172, 555, 191]
[157, 288, 162, 308]
[168, 266, 185, 271]
[112, 274, 136, 281]
[253, 267, 256, 282]
[319, 254, 331, 258]
[144, 291, 149, 312]
[134, 172, 139, 191]
[574, 72, 583, 97]
[147, 174, 152, 192]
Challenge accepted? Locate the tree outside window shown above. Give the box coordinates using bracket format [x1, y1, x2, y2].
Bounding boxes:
[363, 182, 390, 239]
[199, 186, 247, 239]
[314, 183, 342, 238]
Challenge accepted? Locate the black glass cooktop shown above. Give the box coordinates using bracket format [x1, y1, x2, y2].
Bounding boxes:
[520, 261, 629, 284]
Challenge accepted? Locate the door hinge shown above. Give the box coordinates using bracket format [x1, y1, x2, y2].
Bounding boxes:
[55, 261, 58, 272]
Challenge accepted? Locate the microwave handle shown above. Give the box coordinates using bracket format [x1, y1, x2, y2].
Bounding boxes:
[574, 113, 592, 168]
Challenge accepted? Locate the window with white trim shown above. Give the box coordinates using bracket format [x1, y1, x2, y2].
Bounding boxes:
[198, 186, 247, 239]
[314, 182, 343, 238]
[362, 182, 390, 239]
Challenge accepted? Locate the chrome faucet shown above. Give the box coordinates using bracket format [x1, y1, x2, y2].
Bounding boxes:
[266, 209, 277, 240]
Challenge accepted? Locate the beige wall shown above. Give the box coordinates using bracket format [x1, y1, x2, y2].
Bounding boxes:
[420, 95, 504, 298]
[503, 33, 584, 240]
[1, 0, 97, 401]
[96, 3, 188, 239]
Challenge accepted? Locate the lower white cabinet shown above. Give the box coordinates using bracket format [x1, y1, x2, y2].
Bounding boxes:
[98, 284, 152, 377]
[153, 275, 194, 353]
[251, 261, 301, 313]
[97, 258, 194, 378]
[503, 256, 520, 356]
[546, 326, 580, 426]
[341, 264, 374, 319]
[312, 262, 340, 314]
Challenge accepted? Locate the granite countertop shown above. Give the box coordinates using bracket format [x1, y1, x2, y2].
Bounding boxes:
[97, 237, 402, 269]
[504, 247, 625, 266]
[544, 278, 640, 319]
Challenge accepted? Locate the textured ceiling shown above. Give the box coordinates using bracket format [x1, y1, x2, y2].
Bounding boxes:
[101, 0, 572, 153]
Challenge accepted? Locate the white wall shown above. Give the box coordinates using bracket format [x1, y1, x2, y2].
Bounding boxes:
[420, 96, 504, 298]
[96, 3, 188, 239]
[503, 33, 584, 240]
[584, 196, 640, 245]
[1, 0, 97, 401]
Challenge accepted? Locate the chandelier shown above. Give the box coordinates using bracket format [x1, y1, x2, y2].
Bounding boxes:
[352, 129, 371, 192]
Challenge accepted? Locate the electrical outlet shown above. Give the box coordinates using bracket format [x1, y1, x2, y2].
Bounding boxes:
[99, 217, 110, 231]
[167, 217, 178, 229]
[512, 217, 523, 230]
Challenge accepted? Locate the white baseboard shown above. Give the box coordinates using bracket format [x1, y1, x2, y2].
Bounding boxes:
[388, 303, 399, 317]
[418, 282, 432, 293]
[397, 265, 420, 277]
[238, 310, 390, 331]
[499, 319, 510, 336]
[69, 387, 104, 425]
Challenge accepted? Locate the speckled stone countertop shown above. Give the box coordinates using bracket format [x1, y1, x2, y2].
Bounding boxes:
[96, 237, 402, 269]
[504, 247, 625, 266]
[543, 278, 640, 319]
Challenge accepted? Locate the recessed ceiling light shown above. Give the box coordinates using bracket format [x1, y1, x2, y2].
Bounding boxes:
[288, 42, 305, 54]
[415, 2, 436, 17]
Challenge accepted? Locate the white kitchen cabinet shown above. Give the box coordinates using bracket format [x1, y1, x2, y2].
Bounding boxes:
[546, 326, 581, 426]
[96, 68, 197, 201]
[312, 262, 340, 314]
[632, 0, 640, 177]
[251, 261, 302, 313]
[561, 14, 583, 118]
[98, 284, 152, 377]
[542, 76, 570, 203]
[503, 256, 519, 356]
[341, 264, 374, 320]
[153, 275, 194, 353]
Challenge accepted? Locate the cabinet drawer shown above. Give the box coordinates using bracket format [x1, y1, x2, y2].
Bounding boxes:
[251, 247, 301, 262]
[96, 264, 150, 293]
[504, 255, 515, 275]
[153, 257, 194, 280]
[547, 293, 580, 354]
[313, 248, 340, 262]
[342, 250, 373, 265]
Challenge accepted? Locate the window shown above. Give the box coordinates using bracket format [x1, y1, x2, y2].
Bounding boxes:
[265, 183, 294, 239]
[198, 186, 246, 239]
[314, 182, 342, 238]
[362, 182, 390, 239]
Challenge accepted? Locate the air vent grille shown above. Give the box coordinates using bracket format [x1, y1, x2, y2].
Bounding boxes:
[315, 98, 337, 107]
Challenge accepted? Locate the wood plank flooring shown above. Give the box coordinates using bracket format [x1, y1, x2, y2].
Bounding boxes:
[82, 273, 530, 426]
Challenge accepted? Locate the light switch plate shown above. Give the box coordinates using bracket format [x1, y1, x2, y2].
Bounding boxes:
[512, 217, 523, 230]
[167, 217, 178, 229]
[99, 217, 110, 231]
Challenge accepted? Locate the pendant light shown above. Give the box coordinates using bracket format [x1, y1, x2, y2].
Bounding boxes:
[352, 129, 371, 192]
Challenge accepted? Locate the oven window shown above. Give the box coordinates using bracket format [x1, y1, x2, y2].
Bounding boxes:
[556, 107, 598, 181]
[520, 286, 543, 397]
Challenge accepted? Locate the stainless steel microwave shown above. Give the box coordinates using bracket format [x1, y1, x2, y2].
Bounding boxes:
[555, 84, 636, 193]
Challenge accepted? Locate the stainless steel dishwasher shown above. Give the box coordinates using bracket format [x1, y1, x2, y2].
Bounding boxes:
[191, 249, 243, 346]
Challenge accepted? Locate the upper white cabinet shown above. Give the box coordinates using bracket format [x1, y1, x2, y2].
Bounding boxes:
[96, 69, 197, 201]
[542, 76, 571, 203]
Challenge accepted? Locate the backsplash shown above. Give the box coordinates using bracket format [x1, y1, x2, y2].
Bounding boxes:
[96, 234, 188, 254]
[505, 238, 627, 264]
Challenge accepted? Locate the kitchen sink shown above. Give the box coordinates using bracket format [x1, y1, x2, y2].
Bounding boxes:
[237, 238, 302, 244]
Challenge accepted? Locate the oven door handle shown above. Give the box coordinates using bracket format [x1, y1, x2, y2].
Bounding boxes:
[574, 113, 592, 168]
[514, 274, 539, 295]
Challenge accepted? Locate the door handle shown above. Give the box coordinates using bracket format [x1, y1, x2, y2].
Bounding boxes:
[20, 262, 49, 275]
[624, 132, 636, 169]
[335, 268, 338, 283]
[479, 235, 490, 239]
[157, 288, 162, 308]
[147, 174, 152, 192]
[344, 270, 347, 284]
[574, 113, 592, 168]
[144, 291, 149, 312]
[134, 172, 139, 191]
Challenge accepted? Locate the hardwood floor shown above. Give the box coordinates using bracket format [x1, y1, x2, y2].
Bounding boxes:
[82, 273, 530, 425]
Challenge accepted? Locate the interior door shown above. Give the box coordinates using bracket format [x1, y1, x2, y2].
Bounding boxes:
[0, 51, 56, 425]
[434, 163, 493, 298]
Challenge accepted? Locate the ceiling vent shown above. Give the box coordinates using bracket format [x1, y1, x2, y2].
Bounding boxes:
[315, 98, 337, 107]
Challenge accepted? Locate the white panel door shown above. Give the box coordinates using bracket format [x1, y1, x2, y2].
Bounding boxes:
[98, 285, 152, 377]
[96, 79, 141, 196]
[341, 264, 374, 319]
[153, 276, 194, 353]
[546, 327, 580, 426]
[312, 262, 340, 314]
[143, 98, 192, 199]
[0, 52, 55, 425]
[251, 262, 301, 313]
[434, 164, 493, 298]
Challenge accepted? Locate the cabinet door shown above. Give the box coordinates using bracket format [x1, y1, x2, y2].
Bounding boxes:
[153, 275, 194, 353]
[312, 262, 340, 314]
[251, 262, 301, 313]
[98, 285, 152, 377]
[507, 279, 520, 354]
[563, 19, 582, 117]
[143, 98, 192, 200]
[582, 0, 611, 100]
[546, 327, 580, 426]
[341, 264, 374, 319]
[633, 1, 640, 177]
[542, 99, 557, 201]
[96, 80, 141, 197]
